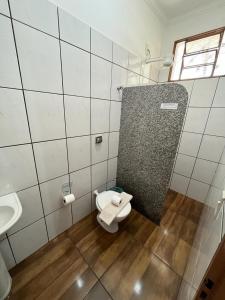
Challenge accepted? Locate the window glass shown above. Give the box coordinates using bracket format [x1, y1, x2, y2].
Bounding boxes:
[170, 28, 225, 81]
[186, 34, 220, 53]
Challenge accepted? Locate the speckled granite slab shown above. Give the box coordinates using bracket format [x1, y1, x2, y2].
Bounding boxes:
[117, 83, 188, 224]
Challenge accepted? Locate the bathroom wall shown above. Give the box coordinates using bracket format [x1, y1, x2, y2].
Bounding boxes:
[0, 0, 148, 269]
[168, 77, 225, 206]
[49, 0, 165, 59]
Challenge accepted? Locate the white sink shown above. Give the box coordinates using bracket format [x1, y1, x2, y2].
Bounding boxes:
[0, 193, 22, 236]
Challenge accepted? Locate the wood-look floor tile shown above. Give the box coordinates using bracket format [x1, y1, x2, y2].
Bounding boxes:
[66, 211, 98, 245]
[130, 254, 181, 300]
[102, 243, 181, 300]
[10, 246, 81, 300]
[101, 239, 153, 300]
[152, 230, 191, 277]
[84, 281, 112, 300]
[10, 238, 74, 294]
[160, 209, 186, 238]
[125, 212, 156, 244]
[36, 256, 97, 300]
[76, 226, 113, 253]
[89, 230, 133, 278]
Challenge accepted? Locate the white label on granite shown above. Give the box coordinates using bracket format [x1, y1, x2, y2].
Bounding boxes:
[160, 103, 178, 110]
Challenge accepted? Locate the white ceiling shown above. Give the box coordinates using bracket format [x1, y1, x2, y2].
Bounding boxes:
[147, 0, 223, 20]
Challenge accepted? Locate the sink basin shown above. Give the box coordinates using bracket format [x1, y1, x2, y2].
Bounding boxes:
[0, 193, 22, 236]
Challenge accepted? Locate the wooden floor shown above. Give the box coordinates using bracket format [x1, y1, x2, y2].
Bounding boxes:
[9, 190, 203, 300]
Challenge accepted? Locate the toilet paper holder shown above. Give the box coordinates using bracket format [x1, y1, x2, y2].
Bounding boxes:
[62, 182, 72, 196]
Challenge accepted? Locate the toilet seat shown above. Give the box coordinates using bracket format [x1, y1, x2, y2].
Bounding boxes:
[96, 190, 131, 218]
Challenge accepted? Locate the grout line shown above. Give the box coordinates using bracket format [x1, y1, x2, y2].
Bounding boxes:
[182, 78, 220, 201]
[0, 131, 121, 149]
[90, 28, 94, 212]
[57, 7, 73, 224]
[8, 0, 50, 241]
[12, 17, 59, 39]
[168, 80, 194, 189]
[106, 42, 114, 184]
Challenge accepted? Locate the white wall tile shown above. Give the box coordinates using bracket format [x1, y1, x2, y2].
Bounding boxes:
[213, 77, 225, 107]
[192, 159, 217, 184]
[187, 179, 209, 202]
[91, 55, 112, 99]
[178, 132, 201, 157]
[70, 167, 91, 198]
[0, 144, 37, 196]
[212, 164, 225, 190]
[127, 71, 140, 86]
[72, 193, 91, 224]
[205, 108, 225, 137]
[111, 65, 127, 101]
[183, 108, 210, 134]
[91, 133, 109, 164]
[65, 96, 90, 137]
[110, 101, 121, 131]
[59, 8, 90, 51]
[91, 99, 110, 134]
[0, 16, 21, 88]
[174, 154, 195, 177]
[9, 218, 48, 263]
[170, 173, 189, 195]
[109, 131, 119, 158]
[177, 80, 194, 101]
[61, 42, 90, 97]
[0, 0, 9, 16]
[46, 206, 72, 240]
[8, 186, 43, 235]
[33, 139, 68, 182]
[140, 76, 150, 85]
[189, 78, 218, 107]
[14, 21, 62, 93]
[91, 29, 112, 61]
[0, 239, 16, 270]
[40, 174, 69, 215]
[26, 91, 65, 142]
[221, 149, 225, 165]
[0, 88, 30, 146]
[113, 43, 128, 68]
[107, 179, 117, 190]
[198, 135, 225, 162]
[128, 53, 141, 75]
[108, 157, 118, 181]
[141, 63, 151, 79]
[10, 0, 58, 37]
[91, 161, 107, 189]
[68, 136, 91, 172]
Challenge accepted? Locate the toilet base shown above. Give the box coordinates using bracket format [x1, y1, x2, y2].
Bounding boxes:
[97, 214, 119, 233]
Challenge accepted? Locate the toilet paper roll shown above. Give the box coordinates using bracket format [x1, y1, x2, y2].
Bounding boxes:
[63, 194, 75, 205]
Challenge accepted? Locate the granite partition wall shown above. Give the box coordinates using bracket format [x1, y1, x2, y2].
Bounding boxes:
[117, 84, 188, 224]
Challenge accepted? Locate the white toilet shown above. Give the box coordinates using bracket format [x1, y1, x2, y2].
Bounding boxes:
[95, 190, 132, 233]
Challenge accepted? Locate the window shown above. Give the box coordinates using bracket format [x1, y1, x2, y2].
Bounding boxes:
[169, 27, 225, 81]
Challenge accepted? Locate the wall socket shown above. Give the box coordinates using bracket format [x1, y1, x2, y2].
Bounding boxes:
[95, 136, 103, 144]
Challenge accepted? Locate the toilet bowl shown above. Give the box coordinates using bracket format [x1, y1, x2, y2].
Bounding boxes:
[95, 190, 131, 233]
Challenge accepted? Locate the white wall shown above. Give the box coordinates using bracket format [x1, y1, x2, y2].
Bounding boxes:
[49, 0, 164, 58]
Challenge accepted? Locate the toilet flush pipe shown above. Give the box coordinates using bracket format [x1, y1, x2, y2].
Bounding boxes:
[93, 190, 99, 196]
